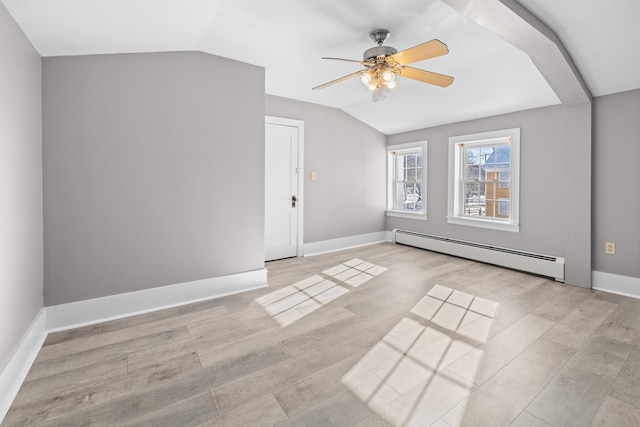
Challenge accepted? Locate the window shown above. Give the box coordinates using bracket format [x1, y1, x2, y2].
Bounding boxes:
[387, 141, 427, 219]
[447, 128, 520, 232]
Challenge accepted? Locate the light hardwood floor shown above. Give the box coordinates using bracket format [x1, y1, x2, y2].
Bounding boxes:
[4, 242, 640, 426]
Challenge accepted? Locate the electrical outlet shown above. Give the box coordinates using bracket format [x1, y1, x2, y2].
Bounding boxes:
[311, 172, 317, 181]
[605, 242, 616, 255]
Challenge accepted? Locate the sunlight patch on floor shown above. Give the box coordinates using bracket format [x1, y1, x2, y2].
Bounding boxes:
[323, 258, 387, 288]
[342, 285, 499, 426]
[257, 259, 387, 327]
[255, 275, 348, 327]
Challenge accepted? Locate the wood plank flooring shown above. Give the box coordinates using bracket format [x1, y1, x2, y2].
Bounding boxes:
[4, 242, 640, 426]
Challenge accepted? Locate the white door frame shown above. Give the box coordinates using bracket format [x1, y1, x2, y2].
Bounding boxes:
[265, 115, 304, 257]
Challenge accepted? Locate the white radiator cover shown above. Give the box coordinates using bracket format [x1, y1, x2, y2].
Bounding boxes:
[392, 229, 565, 282]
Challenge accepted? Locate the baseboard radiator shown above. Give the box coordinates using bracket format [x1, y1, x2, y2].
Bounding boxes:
[392, 229, 565, 282]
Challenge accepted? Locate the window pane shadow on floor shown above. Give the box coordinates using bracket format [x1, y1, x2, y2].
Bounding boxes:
[341, 284, 500, 426]
[256, 259, 387, 327]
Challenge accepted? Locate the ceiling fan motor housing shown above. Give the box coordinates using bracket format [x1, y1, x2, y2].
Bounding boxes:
[363, 45, 398, 63]
[365, 29, 396, 63]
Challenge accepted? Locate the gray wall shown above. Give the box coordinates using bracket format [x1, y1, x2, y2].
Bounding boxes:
[387, 103, 592, 288]
[43, 52, 265, 305]
[0, 3, 43, 373]
[593, 89, 640, 279]
[266, 95, 387, 244]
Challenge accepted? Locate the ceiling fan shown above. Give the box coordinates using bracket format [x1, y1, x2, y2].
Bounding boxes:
[313, 29, 454, 102]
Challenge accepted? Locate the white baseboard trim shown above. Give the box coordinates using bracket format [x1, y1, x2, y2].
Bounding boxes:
[46, 268, 268, 332]
[304, 231, 392, 256]
[0, 308, 47, 422]
[0, 269, 268, 424]
[592, 271, 640, 299]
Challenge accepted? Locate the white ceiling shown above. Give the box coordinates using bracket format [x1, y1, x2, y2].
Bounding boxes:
[518, 0, 640, 97]
[2, 0, 638, 135]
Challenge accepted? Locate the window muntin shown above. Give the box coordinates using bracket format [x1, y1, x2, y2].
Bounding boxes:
[387, 141, 427, 218]
[448, 128, 520, 232]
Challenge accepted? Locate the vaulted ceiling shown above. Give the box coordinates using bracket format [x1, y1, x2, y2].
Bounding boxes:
[3, 0, 638, 134]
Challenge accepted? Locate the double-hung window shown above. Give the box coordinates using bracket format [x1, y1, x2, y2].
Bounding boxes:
[448, 128, 520, 232]
[387, 141, 427, 219]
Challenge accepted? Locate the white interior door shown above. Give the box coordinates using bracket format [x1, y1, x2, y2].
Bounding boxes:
[265, 118, 302, 261]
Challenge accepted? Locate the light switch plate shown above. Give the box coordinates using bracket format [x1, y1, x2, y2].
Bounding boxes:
[605, 242, 616, 255]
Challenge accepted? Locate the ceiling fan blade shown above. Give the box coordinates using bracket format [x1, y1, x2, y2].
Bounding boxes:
[322, 57, 372, 65]
[313, 71, 362, 90]
[400, 66, 455, 87]
[389, 39, 449, 65]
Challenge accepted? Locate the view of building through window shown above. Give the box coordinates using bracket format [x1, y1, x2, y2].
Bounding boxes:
[449, 128, 519, 232]
[462, 143, 511, 220]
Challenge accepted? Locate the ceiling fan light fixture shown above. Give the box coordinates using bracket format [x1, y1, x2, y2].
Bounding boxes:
[382, 68, 394, 82]
[372, 86, 389, 102]
[361, 64, 399, 101]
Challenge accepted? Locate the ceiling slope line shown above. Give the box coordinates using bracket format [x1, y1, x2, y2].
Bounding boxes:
[441, 0, 592, 105]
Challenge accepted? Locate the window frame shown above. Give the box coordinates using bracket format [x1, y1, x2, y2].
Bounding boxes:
[447, 128, 520, 232]
[386, 140, 428, 220]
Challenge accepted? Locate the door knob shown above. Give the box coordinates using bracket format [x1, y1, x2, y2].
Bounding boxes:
[292, 195, 297, 208]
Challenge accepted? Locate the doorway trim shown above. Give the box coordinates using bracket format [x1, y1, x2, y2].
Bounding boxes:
[265, 115, 304, 257]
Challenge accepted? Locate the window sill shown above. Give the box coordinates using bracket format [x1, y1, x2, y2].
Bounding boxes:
[387, 210, 428, 220]
[447, 216, 519, 232]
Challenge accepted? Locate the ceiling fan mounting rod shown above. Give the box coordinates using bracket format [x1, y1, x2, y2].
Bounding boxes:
[370, 29, 390, 46]
[364, 29, 397, 62]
